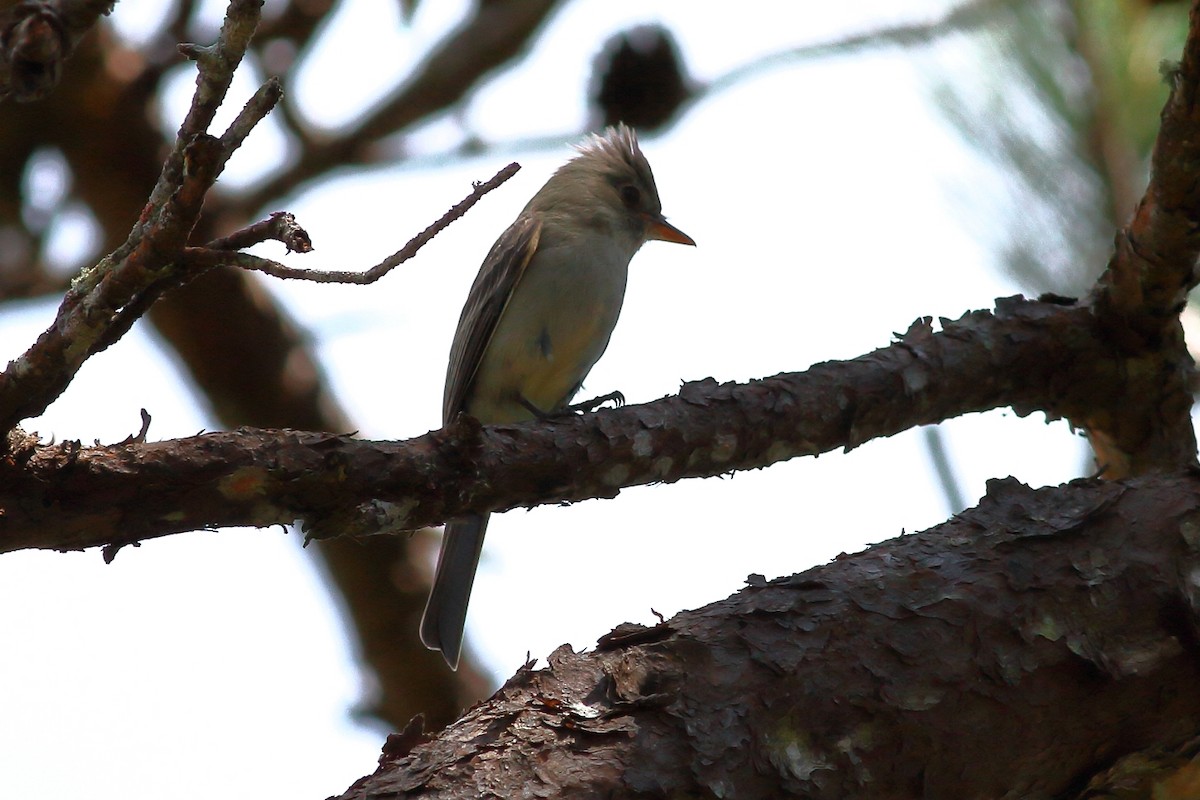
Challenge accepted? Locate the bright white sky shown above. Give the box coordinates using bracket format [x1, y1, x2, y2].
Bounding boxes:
[0, 1, 1100, 798]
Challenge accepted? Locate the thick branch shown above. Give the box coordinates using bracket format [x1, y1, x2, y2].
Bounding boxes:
[1, 296, 1178, 554]
[1048, 2, 1200, 476]
[335, 473, 1200, 799]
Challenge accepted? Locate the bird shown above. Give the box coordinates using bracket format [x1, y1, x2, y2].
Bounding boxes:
[420, 124, 695, 669]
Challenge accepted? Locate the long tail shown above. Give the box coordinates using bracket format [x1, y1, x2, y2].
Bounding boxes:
[420, 514, 488, 669]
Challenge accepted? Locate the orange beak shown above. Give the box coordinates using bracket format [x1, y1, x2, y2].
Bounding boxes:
[645, 214, 696, 246]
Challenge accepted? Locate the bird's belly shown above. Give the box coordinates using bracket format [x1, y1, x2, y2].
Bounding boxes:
[467, 301, 616, 422]
[525, 312, 606, 407]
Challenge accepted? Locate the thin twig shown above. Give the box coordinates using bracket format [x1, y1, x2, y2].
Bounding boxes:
[217, 76, 283, 169]
[186, 161, 521, 283]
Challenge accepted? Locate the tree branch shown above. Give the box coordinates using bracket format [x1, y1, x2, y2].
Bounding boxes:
[0, 17, 513, 439]
[0, 0, 556, 732]
[1093, 0, 1200, 349]
[333, 472, 1200, 799]
[204, 211, 313, 254]
[0, 296, 1171, 554]
[0, 0, 266, 437]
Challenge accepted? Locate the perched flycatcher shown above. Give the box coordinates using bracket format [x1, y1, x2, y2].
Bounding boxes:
[421, 124, 695, 668]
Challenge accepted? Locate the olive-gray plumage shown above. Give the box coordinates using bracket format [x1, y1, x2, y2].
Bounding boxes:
[421, 124, 694, 669]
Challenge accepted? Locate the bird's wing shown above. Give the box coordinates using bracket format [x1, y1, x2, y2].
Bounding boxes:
[443, 214, 542, 423]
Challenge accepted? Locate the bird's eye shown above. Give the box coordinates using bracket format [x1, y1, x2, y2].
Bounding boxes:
[620, 184, 641, 208]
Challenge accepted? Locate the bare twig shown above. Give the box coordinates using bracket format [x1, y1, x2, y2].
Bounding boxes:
[0, 0, 1019, 294]
[218, 75, 283, 159]
[87, 77, 288, 350]
[184, 161, 521, 283]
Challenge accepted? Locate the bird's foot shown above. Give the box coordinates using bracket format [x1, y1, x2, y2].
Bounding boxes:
[517, 391, 625, 419]
[560, 390, 625, 414]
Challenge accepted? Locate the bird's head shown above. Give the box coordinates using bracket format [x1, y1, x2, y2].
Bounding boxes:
[530, 123, 695, 252]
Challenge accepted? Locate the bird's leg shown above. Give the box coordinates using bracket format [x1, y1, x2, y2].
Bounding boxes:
[517, 391, 625, 419]
[517, 395, 553, 419]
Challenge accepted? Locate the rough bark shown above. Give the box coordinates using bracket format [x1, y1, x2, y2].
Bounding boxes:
[1082, 0, 1200, 478]
[336, 473, 1200, 799]
[0, 295, 1174, 555]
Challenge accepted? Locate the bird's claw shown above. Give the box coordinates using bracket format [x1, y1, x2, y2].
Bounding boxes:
[561, 390, 625, 414]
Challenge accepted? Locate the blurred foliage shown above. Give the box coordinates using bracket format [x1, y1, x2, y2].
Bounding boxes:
[1077, 0, 1187, 157]
[928, 0, 1188, 297]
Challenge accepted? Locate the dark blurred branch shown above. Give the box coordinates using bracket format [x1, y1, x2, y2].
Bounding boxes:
[228, 0, 560, 214]
[165, 0, 196, 46]
[1070, 0, 1144, 229]
[146, 260, 493, 728]
[289, 0, 1017, 175]
[138, 0, 547, 726]
[0, 0, 582, 732]
[922, 425, 967, 515]
[0, 0, 1021, 300]
[705, 0, 1006, 98]
[0, 0, 115, 102]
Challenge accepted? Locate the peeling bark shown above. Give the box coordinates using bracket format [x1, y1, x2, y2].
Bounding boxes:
[336, 474, 1200, 800]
